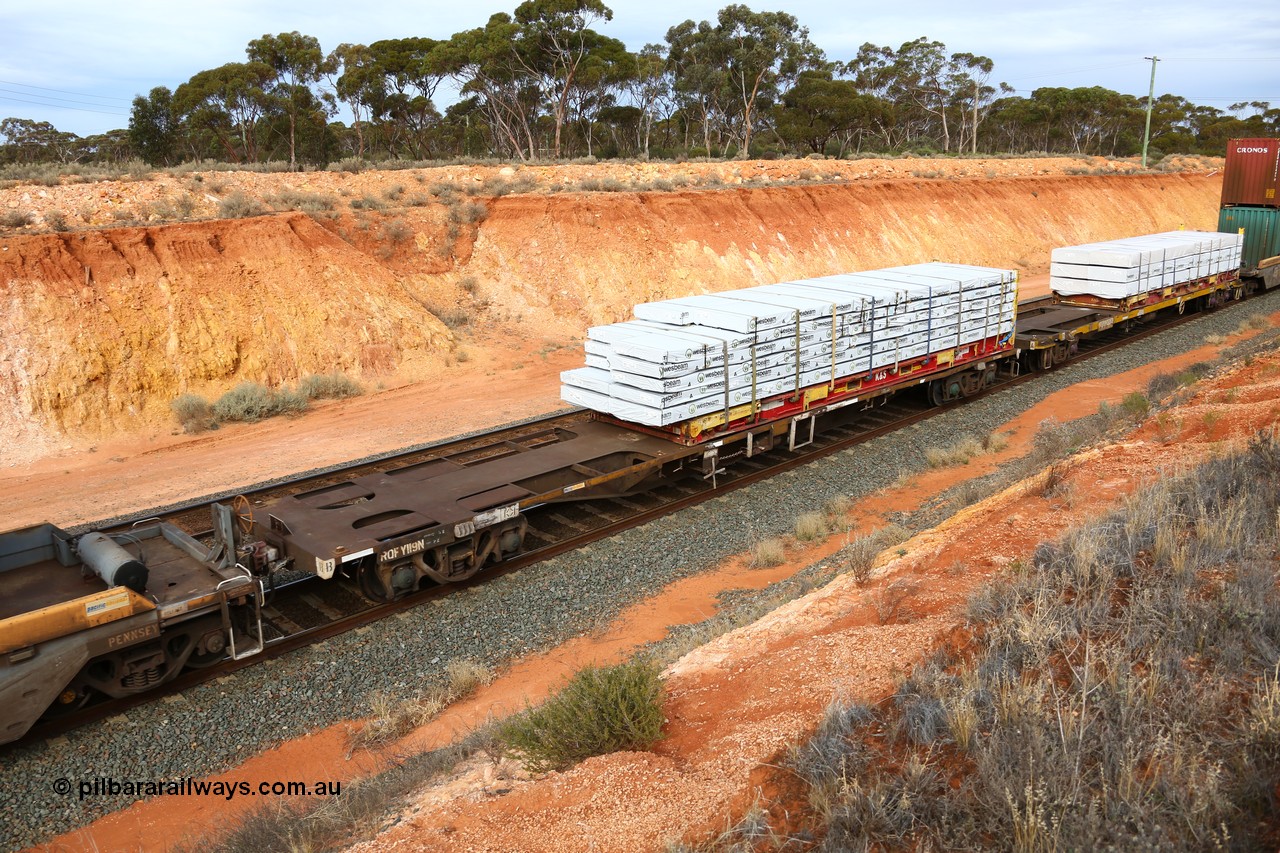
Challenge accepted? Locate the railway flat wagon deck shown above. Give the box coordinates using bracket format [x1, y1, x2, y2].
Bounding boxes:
[563, 263, 1019, 445]
[1048, 230, 1243, 312]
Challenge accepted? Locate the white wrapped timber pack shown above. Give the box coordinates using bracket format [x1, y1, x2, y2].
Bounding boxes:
[1050, 230, 1244, 299]
[562, 262, 1017, 428]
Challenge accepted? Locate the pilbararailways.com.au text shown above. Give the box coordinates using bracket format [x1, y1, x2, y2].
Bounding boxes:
[52, 776, 342, 802]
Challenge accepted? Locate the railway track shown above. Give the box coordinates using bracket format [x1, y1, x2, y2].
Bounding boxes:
[10, 292, 1265, 749]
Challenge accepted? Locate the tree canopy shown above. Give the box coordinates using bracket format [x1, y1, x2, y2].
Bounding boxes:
[3, 4, 1276, 169]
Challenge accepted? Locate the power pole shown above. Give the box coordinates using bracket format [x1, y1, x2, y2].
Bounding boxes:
[1142, 55, 1160, 168]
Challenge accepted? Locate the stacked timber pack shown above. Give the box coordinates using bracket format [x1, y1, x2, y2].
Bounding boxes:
[561, 263, 1017, 429]
[1049, 230, 1244, 300]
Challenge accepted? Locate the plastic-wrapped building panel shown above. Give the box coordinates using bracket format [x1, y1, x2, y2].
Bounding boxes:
[1050, 231, 1243, 299]
[565, 263, 1017, 428]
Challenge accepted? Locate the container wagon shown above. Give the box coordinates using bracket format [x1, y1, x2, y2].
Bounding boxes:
[1218, 138, 1280, 291]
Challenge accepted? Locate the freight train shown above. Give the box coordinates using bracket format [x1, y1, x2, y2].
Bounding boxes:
[1, 147, 1277, 747]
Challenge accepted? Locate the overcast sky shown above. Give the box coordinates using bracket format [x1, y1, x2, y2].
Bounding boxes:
[3, 0, 1278, 139]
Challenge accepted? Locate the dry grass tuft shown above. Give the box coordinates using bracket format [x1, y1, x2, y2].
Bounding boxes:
[751, 538, 786, 568]
[794, 512, 829, 542]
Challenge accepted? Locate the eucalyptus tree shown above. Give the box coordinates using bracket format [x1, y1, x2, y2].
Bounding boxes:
[667, 6, 823, 157]
[774, 70, 883, 156]
[564, 35, 630, 156]
[438, 13, 542, 159]
[128, 86, 179, 165]
[850, 38, 1004, 152]
[0, 118, 79, 164]
[367, 37, 448, 158]
[712, 4, 824, 155]
[174, 61, 275, 162]
[247, 32, 337, 169]
[1032, 86, 1140, 154]
[330, 43, 381, 158]
[620, 44, 674, 158]
[513, 0, 616, 158]
[665, 18, 728, 154]
[948, 51, 1003, 153]
[850, 38, 949, 150]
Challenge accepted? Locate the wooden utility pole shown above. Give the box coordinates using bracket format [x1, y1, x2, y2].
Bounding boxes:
[1141, 56, 1160, 167]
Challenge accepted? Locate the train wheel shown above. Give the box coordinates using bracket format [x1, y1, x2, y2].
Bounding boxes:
[928, 378, 962, 406]
[358, 562, 393, 603]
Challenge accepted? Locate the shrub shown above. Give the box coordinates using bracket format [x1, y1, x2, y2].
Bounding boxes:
[751, 538, 786, 567]
[298, 373, 363, 401]
[266, 189, 337, 212]
[925, 435, 984, 467]
[447, 199, 489, 224]
[352, 690, 447, 749]
[217, 191, 267, 219]
[381, 218, 413, 244]
[786, 439, 1280, 851]
[171, 393, 216, 433]
[842, 536, 880, 583]
[500, 659, 665, 773]
[434, 306, 471, 329]
[327, 157, 367, 173]
[212, 382, 308, 422]
[794, 512, 829, 542]
[824, 494, 854, 521]
[429, 181, 461, 203]
[445, 658, 493, 697]
[350, 193, 387, 211]
[349, 658, 493, 752]
[1120, 391, 1150, 419]
[1240, 313, 1271, 332]
[1147, 370, 1181, 400]
[982, 431, 1009, 453]
[43, 209, 68, 231]
[1, 209, 33, 228]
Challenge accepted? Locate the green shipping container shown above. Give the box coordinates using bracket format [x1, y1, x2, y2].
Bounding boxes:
[1219, 206, 1280, 272]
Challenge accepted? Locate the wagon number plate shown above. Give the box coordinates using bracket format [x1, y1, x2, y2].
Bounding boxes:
[454, 503, 521, 539]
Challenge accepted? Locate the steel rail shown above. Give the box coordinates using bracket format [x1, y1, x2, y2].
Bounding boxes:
[10, 295, 1260, 749]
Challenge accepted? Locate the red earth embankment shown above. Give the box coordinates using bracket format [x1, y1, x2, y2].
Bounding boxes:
[0, 165, 1222, 464]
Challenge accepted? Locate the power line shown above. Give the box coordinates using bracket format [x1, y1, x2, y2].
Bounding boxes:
[0, 87, 130, 110]
[0, 78, 131, 103]
[1006, 87, 1276, 102]
[1005, 60, 1145, 82]
[1157, 57, 1280, 62]
[1185, 96, 1278, 102]
[0, 94, 127, 117]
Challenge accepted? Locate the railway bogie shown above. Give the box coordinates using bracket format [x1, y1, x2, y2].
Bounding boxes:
[0, 506, 264, 745]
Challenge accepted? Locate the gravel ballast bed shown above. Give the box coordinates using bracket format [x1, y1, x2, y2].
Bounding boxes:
[3, 291, 1278, 850]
